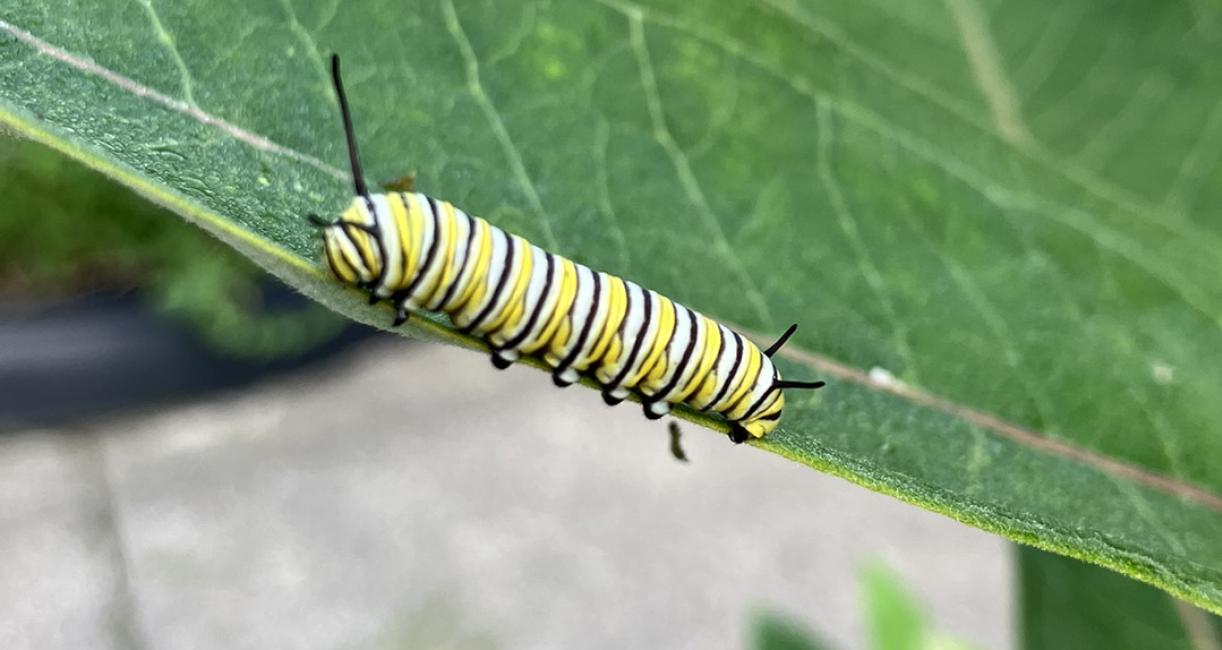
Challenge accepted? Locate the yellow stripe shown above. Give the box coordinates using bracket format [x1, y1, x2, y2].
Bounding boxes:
[391, 194, 415, 285]
[451, 219, 493, 317]
[432, 201, 463, 304]
[584, 276, 627, 369]
[419, 199, 457, 303]
[631, 295, 675, 387]
[736, 390, 781, 427]
[408, 194, 431, 282]
[544, 318, 572, 366]
[599, 336, 623, 381]
[484, 236, 532, 333]
[682, 317, 722, 402]
[525, 258, 578, 355]
[754, 393, 784, 419]
[336, 229, 367, 280]
[341, 202, 377, 268]
[325, 231, 358, 284]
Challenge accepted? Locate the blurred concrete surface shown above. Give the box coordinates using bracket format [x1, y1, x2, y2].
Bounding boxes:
[0, 340, 1012, 650]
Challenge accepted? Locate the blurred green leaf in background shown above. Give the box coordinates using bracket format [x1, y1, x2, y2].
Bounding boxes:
[861, 563, 980, 650]
[750, 562, 981, 650]
[1, 0, 1220, 623]
[751, 611, 831, 650]
[0, 134, 343, 358]
[1020, 548, 1222, 650]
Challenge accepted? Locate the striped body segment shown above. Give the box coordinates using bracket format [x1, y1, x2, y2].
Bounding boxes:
[315, 54, 822, 443]
[322, 193, 787, 439]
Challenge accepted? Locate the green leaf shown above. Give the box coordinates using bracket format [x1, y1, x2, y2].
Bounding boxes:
[1020, 547, 1222, 650]
[749, 611, 831, 650]
[2, 0, 1219, 611]
[0, 132, 345, 358]
[861, 564, 929, 650]
[860, 563, 982, 650]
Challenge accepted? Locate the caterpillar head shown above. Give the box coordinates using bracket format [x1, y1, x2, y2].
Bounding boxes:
[314, 198, 384, 289]
[728, 324, 826, 442]
[314, 55, 388, 290]
[733, 365, 787, 442]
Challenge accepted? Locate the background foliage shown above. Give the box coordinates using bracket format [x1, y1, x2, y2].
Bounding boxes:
[0, 134, 343, 357]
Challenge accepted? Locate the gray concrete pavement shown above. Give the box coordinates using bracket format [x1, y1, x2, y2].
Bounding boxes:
[0, 340, 1013, 649]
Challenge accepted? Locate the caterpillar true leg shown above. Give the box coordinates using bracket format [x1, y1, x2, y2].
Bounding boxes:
[728, 425, 751, 444]
[491, 355, 513, 370]
[490, 347, 519, 370]
[392, 305, 410, 327]
[643, 400, 670, 420]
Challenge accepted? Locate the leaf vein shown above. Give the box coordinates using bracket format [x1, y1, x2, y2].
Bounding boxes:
[440, 0, 560, 250]
[135, 0, 197, 105]
[815, 102, 921, 382]
[626, 8, 774, 327]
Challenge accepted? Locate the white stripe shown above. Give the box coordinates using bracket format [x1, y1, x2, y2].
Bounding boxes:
[519, 252, 565, 351]
[736, 355, 777, 419]
[440, 211, 483, 313]
[596, 281, 647, 388]
[425, 208, 471, 311]
[452, 222, 508, 329]
[404, 194, 444, 308]
[640, 300, 689, 398]
[371, 195, 403, 296]
[694, 324, 740, 411]
[484, 234, 524, 332]
[490, 245, 548, 347]
[669, 307, 709, 401]
[723, 343, 765, 416]
[333, 228, 370, 284]
[572, 271, 613, 372]
[667, 306, 708, 403]
[547, 264, 595, 366]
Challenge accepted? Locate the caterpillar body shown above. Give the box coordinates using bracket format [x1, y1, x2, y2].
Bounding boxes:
[315, 56, 824, 443]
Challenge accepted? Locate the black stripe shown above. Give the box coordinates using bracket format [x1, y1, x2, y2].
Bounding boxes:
[756, 412, 782, 422]
[323, 234, 347, 280]
[652, 304, 700, 399]
[437, 211, 479, 310]
[389, 194, 418, 292]
[608, 286, 652, 389]
[704, 329, 744, 411]
[362, 196, 394, 292]
[723, 349, 767, 416]
[697, 319, 727, 398]
[462, 228, 516, 333]
[635, 293, 675, 383]
[339, 223, 370, 282]
[554, 270, 600, 377]
[595, 277, 631, 382]
[400, 196, 444, 299]
[501, 251, 555, 350]
[741, 386, 781, 421]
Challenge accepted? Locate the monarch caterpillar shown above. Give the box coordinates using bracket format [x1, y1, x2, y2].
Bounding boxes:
[313, 55, 825, 443]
